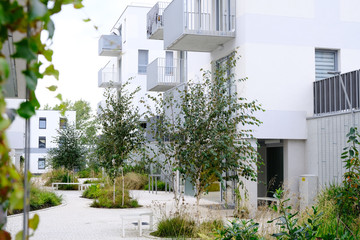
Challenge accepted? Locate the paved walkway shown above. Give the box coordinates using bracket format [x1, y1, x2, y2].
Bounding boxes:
[6, 190, 223, 240]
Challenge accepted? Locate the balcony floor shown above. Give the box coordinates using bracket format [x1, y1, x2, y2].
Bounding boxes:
[148, 84, 177, 92]
[166, 31, 235, 52]
[148, 28, 164, 40]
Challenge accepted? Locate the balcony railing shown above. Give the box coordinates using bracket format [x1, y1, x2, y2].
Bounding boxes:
[147, 58, 181, 92]
[147, 2, 170, 40]
[98, 35, 122, 56]
[164, 0, 236, 52]
[98, 61, 121, 88]
[314, 70, 360, 116]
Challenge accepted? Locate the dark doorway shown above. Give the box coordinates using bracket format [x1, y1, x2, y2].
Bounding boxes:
[266, 147, 284, 197]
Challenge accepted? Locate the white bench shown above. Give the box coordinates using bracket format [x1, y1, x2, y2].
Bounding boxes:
[121, 212, 154, 237]
[257, 197, 279, 205]
[52, 182, 82, 190]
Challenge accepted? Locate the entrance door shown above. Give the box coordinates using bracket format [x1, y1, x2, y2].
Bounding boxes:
[266, 147, 284, 197]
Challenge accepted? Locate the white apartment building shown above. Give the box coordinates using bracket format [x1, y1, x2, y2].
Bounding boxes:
[6, 99, 76, 174]
[97, 1, 210, 118]
[141, 0, 360, 211]
[98, 0, 360, 211]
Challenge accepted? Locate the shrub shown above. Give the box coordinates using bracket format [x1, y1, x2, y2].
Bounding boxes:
[122, 172, 147, 190]
[144, 181, 167, 191]
[30, 187, 62, 210]
[82, 184, 101, 199]
[315, 184, 360, 239]
[214, 219, 263, 240]
[9, 186, 62, 214]
[152, 215, 222, 239]
[90, 188, 140, 208]
[151, 216, 196, 238]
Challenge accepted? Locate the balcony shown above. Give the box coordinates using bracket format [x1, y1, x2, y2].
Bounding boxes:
[313, 70, 360, 116]
[147, 58, 181, 92]
[163, 0, 235, 52]
[98, 61, 121, 88]
[98, 35, 122, 56]
[147, 2, 170, 40]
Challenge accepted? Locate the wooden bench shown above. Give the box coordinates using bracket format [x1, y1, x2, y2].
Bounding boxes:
[121, 212, 154, 237]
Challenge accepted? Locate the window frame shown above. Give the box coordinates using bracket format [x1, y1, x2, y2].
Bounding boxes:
[39, 117, 46, 129]
[315, 49, 339, 81]
[138, 49, 149, 74]
[38, 158, 45, 169]
[38, 136, 46, 148]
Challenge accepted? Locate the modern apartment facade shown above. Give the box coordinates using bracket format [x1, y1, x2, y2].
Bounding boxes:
[98, 0, 360, 211]
[145, 0, 360, 210]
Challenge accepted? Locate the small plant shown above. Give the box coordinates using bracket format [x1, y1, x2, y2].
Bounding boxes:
[268, 188, 322, 240]
[151, 215, 196, 238]
[214, 219, 263, 240]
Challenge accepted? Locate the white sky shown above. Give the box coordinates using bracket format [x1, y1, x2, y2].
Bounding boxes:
[36, 0, 157, 112]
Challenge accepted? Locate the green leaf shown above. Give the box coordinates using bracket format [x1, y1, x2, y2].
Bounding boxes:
[43, 64, 59, 80]
[43, 49, 53, 62]
[23, 70, 38, 91]
[83, 18, 91, 22]
[15, 231, 23, 240]
[29, 214, 40, 230]
[0, 57, 10, 83]
[46, 19, 55, 39]
[17, 101, 36, 119]
[55, 93, 63, 101]
[12, 39, 37, 61]
[0, 118, 11, 132]
[47, 85, 57, 91]
[29, 0, 48, 20]
[73, 0, 84, 9]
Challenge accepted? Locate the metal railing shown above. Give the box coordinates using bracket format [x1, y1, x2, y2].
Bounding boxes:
[98, 61, 120, 88]
[314, 70, 360, 116]
[183, 0, 235, 34]
[147, 58, 181, 91]
[147, 2, 170, 38]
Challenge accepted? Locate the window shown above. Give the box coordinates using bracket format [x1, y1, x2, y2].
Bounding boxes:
[38, 158, 45, 169]
[39, 136, 46, 148]
[216, 53, 235, 95]
[59, 118, 67, 129]
[39, 117, 46, 129]
[165, 51, 174, 75]
[315, 49, 338, 81]
[138, 50, 148, 74]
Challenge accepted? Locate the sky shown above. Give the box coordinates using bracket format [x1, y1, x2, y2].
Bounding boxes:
[36, 0, 158, 112]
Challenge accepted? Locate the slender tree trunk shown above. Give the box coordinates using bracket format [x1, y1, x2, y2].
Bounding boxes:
[122, 167, 124, 207]
[113, 178, 116, 205]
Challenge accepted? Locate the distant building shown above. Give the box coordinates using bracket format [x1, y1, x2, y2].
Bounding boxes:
[6, 99, 76, 174]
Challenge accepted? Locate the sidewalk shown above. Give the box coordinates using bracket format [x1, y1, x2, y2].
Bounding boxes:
[6, 190, 223, 240]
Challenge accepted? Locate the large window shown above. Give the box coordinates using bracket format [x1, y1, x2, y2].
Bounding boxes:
[59, 118, 67, 129]
[38, 158, 45, 169]
[39, 117, 46, 129]
[39, 136, 46, 148]
[138, 50, 149, 74]
[315, 49, 338, 81]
